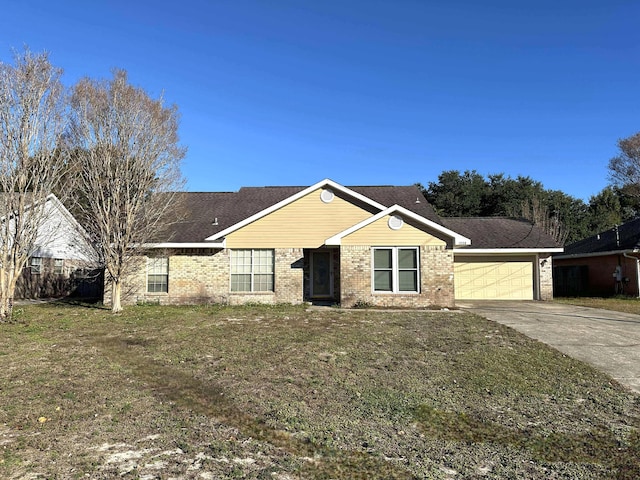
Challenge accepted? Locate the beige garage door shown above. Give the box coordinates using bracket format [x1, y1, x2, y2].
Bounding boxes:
[454, 256, 534, 300]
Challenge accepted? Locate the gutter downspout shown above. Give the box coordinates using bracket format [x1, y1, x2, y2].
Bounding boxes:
[622, 251, 640, 298]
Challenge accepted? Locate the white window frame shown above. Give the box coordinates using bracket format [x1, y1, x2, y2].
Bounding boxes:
[54, 258, 64, 275]
[371, 247, 420, 294]
[31, 257, 42, 275]
[147, 257, 169, 293]
[230, 249, 274, 292]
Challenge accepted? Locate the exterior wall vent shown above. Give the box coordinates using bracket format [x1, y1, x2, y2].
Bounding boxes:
[388, 215, 404, 230]
[320, 188, 335, 203]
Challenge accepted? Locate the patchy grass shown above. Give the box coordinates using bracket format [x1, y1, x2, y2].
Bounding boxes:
[555, 296, 640, 315]
[1, 303, 639, 479]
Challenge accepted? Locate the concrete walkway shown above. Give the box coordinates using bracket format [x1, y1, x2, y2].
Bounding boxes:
[457, 301, 640, 394]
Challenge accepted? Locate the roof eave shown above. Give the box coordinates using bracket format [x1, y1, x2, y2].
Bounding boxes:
[454, 248, 564, 254]
[142, 241, 226, 249]
[554, 248, 639, 259]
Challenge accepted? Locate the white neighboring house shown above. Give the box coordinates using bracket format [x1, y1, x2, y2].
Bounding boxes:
[17, 194, 98, 299]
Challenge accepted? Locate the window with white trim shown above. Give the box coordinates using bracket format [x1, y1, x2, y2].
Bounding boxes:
[30, 257, 42, 275]
[54, 259, 64, 275]
[372, 247, 419, 293]
[231, 249, 274, 292]
[147, 257, 169, 293]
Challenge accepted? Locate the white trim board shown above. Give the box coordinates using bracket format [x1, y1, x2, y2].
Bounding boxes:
[453, 248, 563, 255]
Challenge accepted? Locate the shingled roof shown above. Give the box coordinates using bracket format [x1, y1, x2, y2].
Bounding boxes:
[561, 217, 640, 256]
[441, 217, 561, 249]
[161, 184, 441, 243]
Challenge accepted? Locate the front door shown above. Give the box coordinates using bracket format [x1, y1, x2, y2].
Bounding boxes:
[311, 250, 333, 298]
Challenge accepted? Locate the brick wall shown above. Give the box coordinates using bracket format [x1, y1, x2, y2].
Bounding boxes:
[107, 248, 305, 306]
[161, 250, 231, 305]
[538, 254, 554, 300]
[340, 244, 455, 308]
[104, 256, 146, 306]
[554, 254, 638, 297]
[274, 248, 305, 304]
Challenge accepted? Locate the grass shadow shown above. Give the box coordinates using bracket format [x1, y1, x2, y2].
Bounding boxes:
[93, 335, 415, 479]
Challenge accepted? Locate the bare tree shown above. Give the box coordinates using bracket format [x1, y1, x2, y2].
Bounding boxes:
[68, 70, 185, 313]
[609, 131, 640, 197]
[518, 196, 568, 246]
[0, 49, 68, 321]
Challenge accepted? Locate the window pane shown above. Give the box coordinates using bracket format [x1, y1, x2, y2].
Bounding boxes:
[147, 258, 168, 292]
[147, 274, 168, 293]
[374, 271, 392, 291]
[231, 250, 251, 274]
[231, 250, 274, 292]
[231, 274, 251, 292]
[233, 262, 252, 274]
[54, 259, 64, 274]
[398, 249, 417, 269]
[148, 257, 168, 274]
[399, 270, 418, 292]
[254, 264, 270, 274]
[31, 257, 42, 274]
[253, 274, 273, 292]
[253, 250, 273, 273]
[374, 249, 392, 269]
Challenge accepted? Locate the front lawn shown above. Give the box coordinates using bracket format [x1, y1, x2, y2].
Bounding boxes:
[555, 296, 640, 315]
[1, 303, 639, 479]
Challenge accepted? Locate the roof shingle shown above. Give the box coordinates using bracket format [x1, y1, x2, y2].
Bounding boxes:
[154, 183, 559, 250]
[562, 218, 640, 255]
[160, 184, 439, 243]
[441, 217, 561, 249]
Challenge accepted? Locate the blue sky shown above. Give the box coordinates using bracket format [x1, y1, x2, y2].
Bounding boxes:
[2, 1, 639, 201]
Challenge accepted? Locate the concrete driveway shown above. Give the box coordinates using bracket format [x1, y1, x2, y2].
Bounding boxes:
[457, 301, 640, 394]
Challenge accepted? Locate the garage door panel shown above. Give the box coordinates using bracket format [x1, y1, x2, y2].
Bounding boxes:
[454, 258, 534, 300]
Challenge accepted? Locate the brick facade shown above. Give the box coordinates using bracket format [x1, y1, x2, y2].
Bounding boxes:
[273, 248, 305, 304]
[110, 248, 306, 306]
[340, 244, 455, 308]
[107, 245, 547, 308]
[538, 254, 554, 300]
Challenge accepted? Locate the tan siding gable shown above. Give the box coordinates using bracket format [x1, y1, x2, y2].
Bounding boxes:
[341, 216, 447, 246]
[226, 189, 375, 248]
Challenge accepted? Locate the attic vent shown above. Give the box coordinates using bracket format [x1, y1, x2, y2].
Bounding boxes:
[388, 215, 404, 230]
[320, 188, 335, 203]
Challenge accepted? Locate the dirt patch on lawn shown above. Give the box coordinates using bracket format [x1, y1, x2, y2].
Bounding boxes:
[1, 304, 639, 478]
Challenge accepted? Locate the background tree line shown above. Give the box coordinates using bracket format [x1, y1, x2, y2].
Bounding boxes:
[420, 164, 640, 245]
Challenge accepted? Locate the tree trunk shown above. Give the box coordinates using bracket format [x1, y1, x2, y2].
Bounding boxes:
[0, 267, 16, 322]
[0, 295, 12, 321]
[111, 279, 123, 313]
